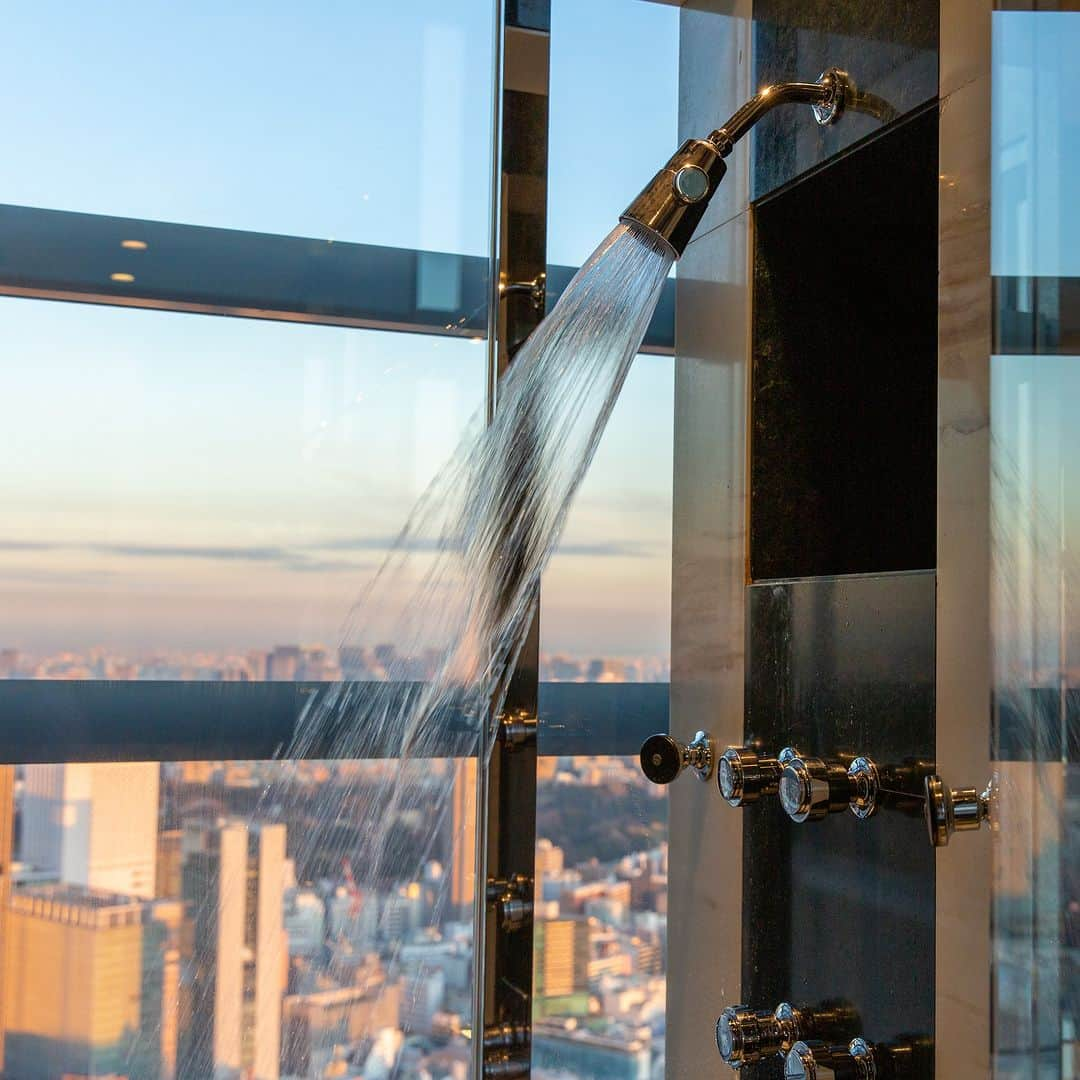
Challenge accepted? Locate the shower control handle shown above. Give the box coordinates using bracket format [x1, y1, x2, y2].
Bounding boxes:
[924, 774, 993, 847]
[779, 751, 880, 823]
[715, 1001, 861, 1069]
[784, 1041, 875, 1080]
[716, 1003, 803, 1067]
[717, 745, 785, 807]
[639, 730, 714, 785]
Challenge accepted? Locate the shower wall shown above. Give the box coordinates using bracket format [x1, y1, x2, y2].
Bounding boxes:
[670, 0, 993, 1076]
[744, 7, 940, 1069]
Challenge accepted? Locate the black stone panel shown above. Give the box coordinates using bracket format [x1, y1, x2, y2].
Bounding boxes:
[751, 0, 938, 199]
[743, 571, 936, 1078]
[750, 106, 938, 582]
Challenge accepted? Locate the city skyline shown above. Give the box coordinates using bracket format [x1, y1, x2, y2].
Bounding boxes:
[0, 640, 673, 685]
[0, 753, 670, 1079]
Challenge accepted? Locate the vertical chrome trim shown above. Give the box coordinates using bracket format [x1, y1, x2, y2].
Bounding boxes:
[473, 3, 550, 1076]
[936, 0, 993, 1073]
[472, 0, 505, 1065]
[668, 3, 753, 1075]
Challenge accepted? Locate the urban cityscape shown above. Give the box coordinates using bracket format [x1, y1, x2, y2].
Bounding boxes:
[0, 642, 669, 1080]
[0, 644, 670, 686]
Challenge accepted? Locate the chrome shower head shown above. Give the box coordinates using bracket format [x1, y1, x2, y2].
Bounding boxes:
[620, 68, 856, 258]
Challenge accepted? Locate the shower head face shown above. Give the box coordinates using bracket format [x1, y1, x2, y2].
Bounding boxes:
[619, 138, 727, 259]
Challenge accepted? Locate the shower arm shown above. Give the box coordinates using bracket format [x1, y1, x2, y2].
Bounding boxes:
[620, 68, 896, 258]
[708, 76, 842, 157]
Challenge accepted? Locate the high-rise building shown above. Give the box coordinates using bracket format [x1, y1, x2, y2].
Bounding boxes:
[20, 763, 159, 898]
[0, 766, 14, 1072]
[156, 827, 184, 899]
[449, 758, 476, 918]
[534, 918, 591, 1018]
[282, 974, 400, 1078]
[535, 837, 565, 912]
[1, 884, 178, 1080]
[179, 819, 286, 1080]
[267, 645, 302, 681]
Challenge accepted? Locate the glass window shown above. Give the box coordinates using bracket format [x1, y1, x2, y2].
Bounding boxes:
[0, 305, 482, 679]
[535, 3, 678, 1078]
[1, 1, 495, 254]
[1, 3, 496, 1079]
[991, 11, 1080, 1076]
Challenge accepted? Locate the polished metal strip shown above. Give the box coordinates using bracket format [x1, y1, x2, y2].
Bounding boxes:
[0, 202, 674, 351]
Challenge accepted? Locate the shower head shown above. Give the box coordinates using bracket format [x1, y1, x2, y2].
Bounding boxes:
[621, 68, 854, 258]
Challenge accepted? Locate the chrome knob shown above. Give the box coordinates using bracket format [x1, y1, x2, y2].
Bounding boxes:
[924, 774, 992, 847]
[716, 1001, 860, 1070]
[852, 1034, 934, 1078]
[847, 757, 880, 820]
[717, 745, 783, 807]
[716, 1003, 803, 1068]
[777, 751, 881, 823]
[639, 730, 714, 785]
[785, 1040, 874, 1080]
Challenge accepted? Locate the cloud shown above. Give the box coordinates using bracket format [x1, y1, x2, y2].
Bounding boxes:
[554, 540, 655, 557]
[92, 543, 289, 562]
[0, 538, 371, 575]
[0, 540, 56, 551]
[316, 535, 445, 553]
[315, 535, 655, 558]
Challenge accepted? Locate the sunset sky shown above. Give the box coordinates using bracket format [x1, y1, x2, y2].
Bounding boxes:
[0, 0, 679, 660]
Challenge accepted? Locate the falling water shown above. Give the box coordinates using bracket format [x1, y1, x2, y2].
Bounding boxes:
[161, 221, 674, 1074]
[292, 221, 672, 764]
[284, 218, 672, 856]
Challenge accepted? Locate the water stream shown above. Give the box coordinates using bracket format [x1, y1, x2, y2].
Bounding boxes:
[170, 221, 674, 1075]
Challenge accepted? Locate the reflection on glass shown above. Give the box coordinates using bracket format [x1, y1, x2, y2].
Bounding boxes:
[541, 0, 677, 687]
[3, 758, 476, 1079]
[991, 356, 1080, 1080]
[532, 756, 668, 1080]
[0, 303, 483, 680]
[1, 2, 495, 255]
[992, 11, 1080, 1077]
[992, 12, 1080, 280]
[533, 4, 676, 1076]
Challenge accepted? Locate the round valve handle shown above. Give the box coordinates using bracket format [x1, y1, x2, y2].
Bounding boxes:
[716, 1003, 803, 1067]
[778, 750, 881, 823]
[717, 746, 784, 807]
[715, 1001, 862, 1070]
[784, 1040, 876, 1080]
[924, 774, 992, 847]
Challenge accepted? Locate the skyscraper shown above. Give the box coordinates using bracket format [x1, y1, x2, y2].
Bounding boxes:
[1, 884, 176, 1080]
[0, 765, 14, 1072]
[449, 758, 476, 919]
[179, 818, 286, 1080]
[535, 837, 565, 912]
[20, 762, 159, 898]
[534, 918, 591, 1018]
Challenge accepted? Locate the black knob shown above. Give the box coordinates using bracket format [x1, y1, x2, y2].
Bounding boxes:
[717, 746, 782, 807]
[638, 730, 714, 785]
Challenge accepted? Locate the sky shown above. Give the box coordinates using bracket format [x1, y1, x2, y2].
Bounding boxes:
[0, 0, 680, 660]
